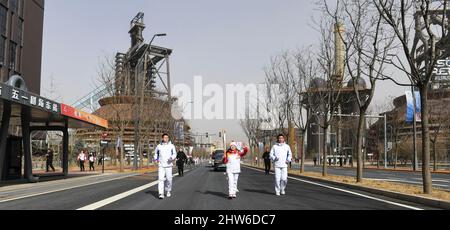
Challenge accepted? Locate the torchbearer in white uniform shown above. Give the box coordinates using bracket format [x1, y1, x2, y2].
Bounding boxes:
[270, 134, 292, 196]
[153, 133, 177, 199]
[223, 142, 249, 199]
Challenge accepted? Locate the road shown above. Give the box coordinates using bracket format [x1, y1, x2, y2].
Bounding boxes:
[0, 165, 439, 210]
[289, 164, 450, 191]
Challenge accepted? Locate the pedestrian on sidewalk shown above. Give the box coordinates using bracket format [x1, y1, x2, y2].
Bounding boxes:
[262, 146, 271, 175]
[270, 134, 292, 196]
[89, 153, 96, 171]
[223, 142, 249, 199]
[154, 133, 177, 199]
[97, 155, 103, 166]
[46, 149, 55, 172]
[77, 150, 86, 172]
[176, 148, 187, 177]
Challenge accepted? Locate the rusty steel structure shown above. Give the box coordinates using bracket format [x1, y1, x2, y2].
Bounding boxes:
[77, 13, 191, 165]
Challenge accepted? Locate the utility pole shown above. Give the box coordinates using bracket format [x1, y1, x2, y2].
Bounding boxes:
[333, 113, 388, 169]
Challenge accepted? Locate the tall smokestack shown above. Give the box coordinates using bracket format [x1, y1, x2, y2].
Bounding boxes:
[129, 12, 146, 48]
[334, 22, 345, 87]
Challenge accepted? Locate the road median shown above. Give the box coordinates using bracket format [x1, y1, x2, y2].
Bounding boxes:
[243, 163, 450, 209]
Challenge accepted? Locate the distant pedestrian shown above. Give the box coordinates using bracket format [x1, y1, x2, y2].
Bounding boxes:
[77, 150, 86, 172]
[89, 153, 96, 171]
[46, 149, 55, 172]
[270, 134, 292, 196]
[154, 133, 177, 199]
[313, 156, 317, 166]
[176, 148, 187, 177]
[262, 147, 271, 175]
[223, 142, 249, 199]
[97, 155, 103, 166]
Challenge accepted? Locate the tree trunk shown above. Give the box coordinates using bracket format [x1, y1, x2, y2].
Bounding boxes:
[300, 134, 305, 173]
[322, 126, 328, 177]
[356, 111, 366, 183]
[419, 86, 432, 194]
[119, 130, 124, 173]
[433, 140, 437, 172]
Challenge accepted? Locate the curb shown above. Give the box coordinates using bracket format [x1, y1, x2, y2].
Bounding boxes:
[244, 164, 450, 210]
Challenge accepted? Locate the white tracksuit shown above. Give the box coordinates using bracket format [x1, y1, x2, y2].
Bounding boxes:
[224, 147, 248, 196]
[270, 143, 292, 194]
[153, 141, 177, 196]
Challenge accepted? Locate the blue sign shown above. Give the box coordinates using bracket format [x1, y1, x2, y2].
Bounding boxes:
[406, 91, 421, 123]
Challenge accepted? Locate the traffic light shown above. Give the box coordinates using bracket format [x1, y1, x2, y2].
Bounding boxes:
[206, 132, 209, 138]
[219, 132, 222, 138]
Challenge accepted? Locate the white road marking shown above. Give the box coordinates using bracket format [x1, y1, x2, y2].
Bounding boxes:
[0, 173, 141, 203]
[77, 170, 190, 210]
[409, 178, 450, 183]
[245, 166, 424, 210]
[77, 180, 161, 210]
[432, 179, 450, 183]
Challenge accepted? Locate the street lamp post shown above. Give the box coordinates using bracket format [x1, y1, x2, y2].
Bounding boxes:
[333, 113, 388, 168]
[133, 33, 167, 171]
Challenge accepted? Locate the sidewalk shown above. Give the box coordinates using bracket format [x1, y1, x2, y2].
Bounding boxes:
[0, 167, 158, 203]
[0, 165, 158, 189]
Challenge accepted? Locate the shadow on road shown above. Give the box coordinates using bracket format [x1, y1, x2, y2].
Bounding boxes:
[198, 190, 228, 199]
[145, 189, 160, 199]
[243, 189, 274, 196]
[209, 169, 226, 173]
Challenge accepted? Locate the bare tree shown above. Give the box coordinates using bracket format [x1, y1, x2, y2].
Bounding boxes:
[292, 48, 323, 173]
[265, 53, 294, 137]
[311, 4, 347, 177]
[429, 90, 450, 171]
[323, 0, 396, 182]
[94, 56, 132, 172]
[374, 0, 449, 194]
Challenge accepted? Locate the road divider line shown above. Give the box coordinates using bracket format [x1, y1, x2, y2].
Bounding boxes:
[77, 169, 191, 210]
[0, 173, 141, 203]
[244, 166, 423, 210]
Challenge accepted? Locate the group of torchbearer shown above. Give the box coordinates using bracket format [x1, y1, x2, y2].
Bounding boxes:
[154, 133, 292, 200]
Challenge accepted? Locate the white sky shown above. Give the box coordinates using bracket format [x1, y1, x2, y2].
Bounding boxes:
[41, 0, 408, 142]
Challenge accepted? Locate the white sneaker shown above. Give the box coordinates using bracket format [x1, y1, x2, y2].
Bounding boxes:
[166, 192, 171, 198]
[159, 194, 164, 199]
[236, 188, 239, 193]
[281, 190, 285, 195]
[232, 194, 237, 198]
[276, 192, 280, 196]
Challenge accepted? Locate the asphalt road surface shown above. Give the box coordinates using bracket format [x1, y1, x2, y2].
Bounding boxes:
[0, 165, 439, 210]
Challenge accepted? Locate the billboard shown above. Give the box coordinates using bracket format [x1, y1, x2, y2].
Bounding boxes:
[405, 91, 421, 123]
[61, 103, 109, 128]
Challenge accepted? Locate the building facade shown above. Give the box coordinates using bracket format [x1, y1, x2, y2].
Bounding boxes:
[0, 0, 44, 94]
[368, 89, 450, 164]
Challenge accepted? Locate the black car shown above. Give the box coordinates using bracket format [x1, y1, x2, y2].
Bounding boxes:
[212, 150, 226, 171]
